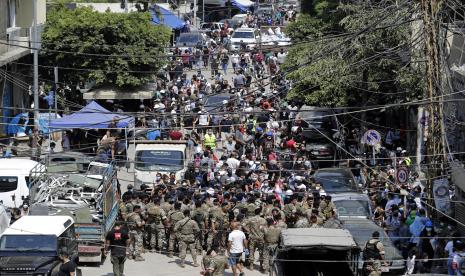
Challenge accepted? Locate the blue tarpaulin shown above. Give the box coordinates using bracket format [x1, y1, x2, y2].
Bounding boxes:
[7, 113, 57, 135]
[232, 0, 254, 11]
[49, 101, 134, 129]
[150, 5, 185, 30]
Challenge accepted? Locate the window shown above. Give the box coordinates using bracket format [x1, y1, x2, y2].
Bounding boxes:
[0, 177, 18, 193]
[0, 235, 57, 253]
[135, 150, 184, 171]
[232, 31, 255, 39]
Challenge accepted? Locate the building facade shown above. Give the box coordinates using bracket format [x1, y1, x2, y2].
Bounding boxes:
[0, 0, 46, 135]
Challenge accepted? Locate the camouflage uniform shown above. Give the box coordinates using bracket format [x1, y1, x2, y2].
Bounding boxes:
[167, 210, 185, 257]
[174, 217, 200, 267]
[263, 224, 282, 272]
[192, 206, 208, 252]
[207, 207, 228, 251]
[127, 212, 144, 260]
[319, 200, 336, 220]
[207, 254, 228, 275]
[118, 200, 128, 221]
[294, 217, 310, 228]
[147, 204, 167, 251]
[244, 215, 266, 269]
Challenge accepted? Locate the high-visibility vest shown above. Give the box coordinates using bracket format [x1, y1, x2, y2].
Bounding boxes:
[204, 134, 216, 149]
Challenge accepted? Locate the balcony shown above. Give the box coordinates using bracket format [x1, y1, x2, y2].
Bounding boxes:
[0, 24, 43, 67]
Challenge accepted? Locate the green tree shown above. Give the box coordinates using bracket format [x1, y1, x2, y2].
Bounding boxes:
[40, 6, 171, 87]
[283, 1, 424, 107]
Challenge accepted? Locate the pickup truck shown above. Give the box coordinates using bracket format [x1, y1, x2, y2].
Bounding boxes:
[270, 228, 360, 276]
[133, 140, 193, 189]
[28, 160, 118, 263]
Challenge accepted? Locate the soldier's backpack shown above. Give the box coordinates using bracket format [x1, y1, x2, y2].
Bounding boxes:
[363, 241, 381, 260]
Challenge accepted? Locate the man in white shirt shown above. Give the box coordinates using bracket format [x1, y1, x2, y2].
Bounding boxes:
[277, 48, 287, 65]
[228, 222, 247, 276]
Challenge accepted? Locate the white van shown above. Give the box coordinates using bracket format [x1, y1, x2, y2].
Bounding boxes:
[230, 28, 261, 51]
[0, 158, 39, 208]
[133, 141, 191, 188]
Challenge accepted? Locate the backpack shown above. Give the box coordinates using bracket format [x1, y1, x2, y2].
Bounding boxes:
[363, 241, 381, 260]
[193, 211, 204, 225]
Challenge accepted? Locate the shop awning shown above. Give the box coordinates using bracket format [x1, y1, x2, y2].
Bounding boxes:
[150, 5, 186, 30]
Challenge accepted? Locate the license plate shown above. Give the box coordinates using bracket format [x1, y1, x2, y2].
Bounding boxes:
[381, 267, 389, 272]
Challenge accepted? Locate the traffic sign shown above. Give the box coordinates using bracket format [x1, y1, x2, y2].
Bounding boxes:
[396, 168, 409, 183]
[362, 129, 381, 146]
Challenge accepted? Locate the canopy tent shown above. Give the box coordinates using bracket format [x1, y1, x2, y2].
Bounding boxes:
[49, 101, 134, 129]
[150, 5, 186, 30]
[231, 0, 254, 11]
[7, 113, 59, 136]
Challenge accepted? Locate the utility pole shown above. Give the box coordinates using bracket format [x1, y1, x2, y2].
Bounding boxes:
[33, 0, 39, 130]
[420, 0, 446, 214]
[54, 67, 58, 115]
[125, 0, 129, 13]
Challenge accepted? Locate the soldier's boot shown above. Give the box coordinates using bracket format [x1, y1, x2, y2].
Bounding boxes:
[168, 252, 174, 258]
[193, 257, 199, 267]
[127, 254, 133, 260]
[180, 259, 185, 268]
[135, 256, 145, 262]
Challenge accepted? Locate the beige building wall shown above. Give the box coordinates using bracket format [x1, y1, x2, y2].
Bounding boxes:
[16, 0, 47, 28]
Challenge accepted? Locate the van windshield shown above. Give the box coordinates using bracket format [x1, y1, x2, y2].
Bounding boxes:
[0, 235, 57, 253]
[135, 150, 184, 171]
[232, 31, 255, 39]
[334, 199, 370, 217]
[0, 177, 18, 193]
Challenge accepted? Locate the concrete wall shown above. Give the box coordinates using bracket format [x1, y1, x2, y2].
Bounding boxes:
[16, 0, 47, 28]
[0, 1, 8, 56]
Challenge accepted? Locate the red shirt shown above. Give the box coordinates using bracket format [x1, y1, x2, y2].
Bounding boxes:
[169, 131, 183, 140]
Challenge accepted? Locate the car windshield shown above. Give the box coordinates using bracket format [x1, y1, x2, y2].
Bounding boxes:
[205, 95, 230, 108]
[0, 235, 57, 252]
[334, 200, 370, 217]
[135, 150, 183, 171]
[343, 223, 390, 245]
[177, 34, 201, 44]
[314, 171, 355, 192]
[299, 110, 332, 126]
[0, 176, 18, 193]
[232, 31, 255, 39]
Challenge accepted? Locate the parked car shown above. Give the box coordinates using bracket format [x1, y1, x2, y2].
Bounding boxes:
[331, 193, 373, 219]
[312, 168, 358, 193]
[296, 105, 338, 141]
[230, 28, 261, 51]
[342, 218, 406, 275]
[199, 22, 224, 37]
[203, 93, 233, 112]
[306, 141, 336, 166]
[175, 32, 208, 50]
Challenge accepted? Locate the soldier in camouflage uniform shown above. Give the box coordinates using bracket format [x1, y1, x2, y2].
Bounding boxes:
[206, 200, 226, 251]
[192, 200, 208, 253]
[127, 205, 145, 261]
[206, 249, 228, 275]
[242, 207, 266, 270]
[146, 197, 167, 252]
[174, 209, 200, 267]
[263, 218, 282, 273]
[293, 211, 310, 228]
[167, 202, 185, 257]
[118, 194, 130, 221]
[319, 195, 336, 220]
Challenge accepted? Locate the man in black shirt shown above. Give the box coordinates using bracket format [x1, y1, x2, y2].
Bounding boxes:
[105, 222, 130, 276]
[58, 248, 76, 276]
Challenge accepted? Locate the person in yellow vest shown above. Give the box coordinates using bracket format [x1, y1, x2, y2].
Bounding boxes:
[204, 129, 217, 150]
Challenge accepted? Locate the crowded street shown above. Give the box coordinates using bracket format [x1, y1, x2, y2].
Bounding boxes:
[1, 0, 465, 276]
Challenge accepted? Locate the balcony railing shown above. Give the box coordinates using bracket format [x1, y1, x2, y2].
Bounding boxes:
[0, 24, 44, 57]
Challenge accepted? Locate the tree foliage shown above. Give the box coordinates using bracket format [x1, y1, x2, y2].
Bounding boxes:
[40, 6, 171, 87]
[283, 1, 424, 107]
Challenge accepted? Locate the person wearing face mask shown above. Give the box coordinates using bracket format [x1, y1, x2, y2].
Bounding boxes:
[418, 220, 437, 273]
[385, 205, 401, 246]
